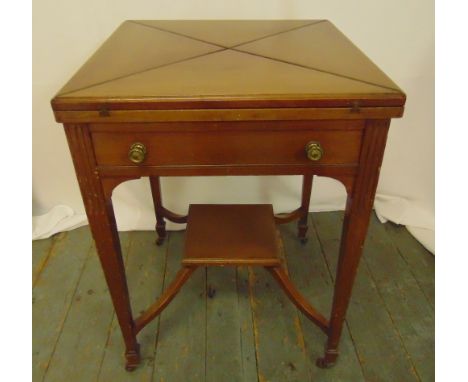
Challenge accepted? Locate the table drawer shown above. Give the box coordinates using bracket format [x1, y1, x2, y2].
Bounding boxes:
[91, 128, 363, 167]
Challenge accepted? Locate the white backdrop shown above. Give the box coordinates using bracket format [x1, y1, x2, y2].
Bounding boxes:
[32, 1, 434, 252]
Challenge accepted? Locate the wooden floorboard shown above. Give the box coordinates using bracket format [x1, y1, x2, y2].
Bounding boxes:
[152, 231, 207, 382]
[32, 228, 93, 382]
[32, 234, 58, 286]
[248, 255, 311, 381]
[206, 267, 245, 382]
[364, 215, 434, 382]
[237, 266, 261, 382]
[384, 222, 435, 309]
[32, 212, 434, 382]
[280, 220, 366, 381]
[313, 212, 433, 382]
[43, 242, 116, 382]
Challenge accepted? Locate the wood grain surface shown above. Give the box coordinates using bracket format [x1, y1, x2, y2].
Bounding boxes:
[51, 20, 405, 117]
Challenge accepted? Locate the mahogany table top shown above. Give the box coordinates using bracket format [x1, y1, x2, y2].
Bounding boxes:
[52, 20, 405, 111]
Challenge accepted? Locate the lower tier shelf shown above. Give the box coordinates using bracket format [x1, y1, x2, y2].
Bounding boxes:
[183, 204, 281, 266]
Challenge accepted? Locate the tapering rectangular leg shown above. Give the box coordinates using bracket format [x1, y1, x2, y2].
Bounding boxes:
[64, 124, 140, 371]
[150, 176, 167, 245]
[298, 174, 313, 243]
[318, 120, 390, 368]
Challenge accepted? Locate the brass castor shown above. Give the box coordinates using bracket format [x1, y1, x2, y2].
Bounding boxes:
[125, 345, 141, 372]
[316, 348, 338, 369]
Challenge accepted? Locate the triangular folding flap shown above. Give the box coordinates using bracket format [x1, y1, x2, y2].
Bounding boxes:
[237, 21, 401, 91]
[134, 20, 318, 48]
[57, 21, 221, 95]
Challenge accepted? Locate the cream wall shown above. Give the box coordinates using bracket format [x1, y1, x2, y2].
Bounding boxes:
[33, 1, 434, 250]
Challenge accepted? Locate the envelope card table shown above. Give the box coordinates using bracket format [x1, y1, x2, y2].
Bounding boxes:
[51, 20, 405, 371]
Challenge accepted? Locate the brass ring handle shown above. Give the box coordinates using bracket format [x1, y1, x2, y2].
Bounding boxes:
[305, 141, 324, 161]
[128, 142, 147, 164]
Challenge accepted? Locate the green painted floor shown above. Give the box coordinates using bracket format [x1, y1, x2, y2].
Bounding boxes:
[32, 212, 434, 382]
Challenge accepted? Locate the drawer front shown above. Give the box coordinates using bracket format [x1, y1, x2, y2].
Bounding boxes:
[91, 126, 363, 167]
